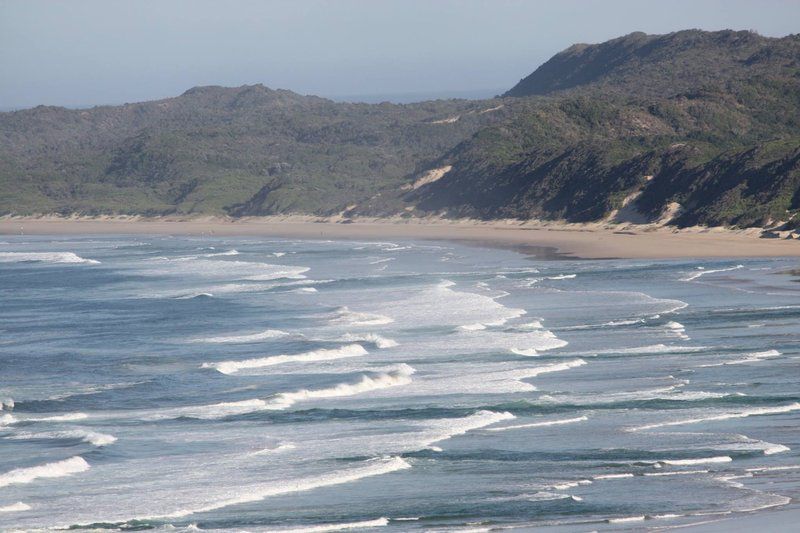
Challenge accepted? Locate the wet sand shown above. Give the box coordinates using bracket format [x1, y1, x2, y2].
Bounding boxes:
[2, 215, 800, 259]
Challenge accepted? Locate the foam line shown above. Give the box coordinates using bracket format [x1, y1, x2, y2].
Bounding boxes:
[202, 344, 369, 374]
[0, 457, 90, 488]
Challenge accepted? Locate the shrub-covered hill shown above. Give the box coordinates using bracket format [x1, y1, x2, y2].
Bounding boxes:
[2, 29, 800, 229]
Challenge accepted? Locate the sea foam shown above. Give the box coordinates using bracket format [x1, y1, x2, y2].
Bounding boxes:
[0, 502, 30, 513]
[258, 517, 390, 533]
[682, 264, 744, 281]
[0, 456, 90, 488]
[485, 415, 588, 432]
[266, 364, 414, 410]
[330, 307, 394, 326]
[631, 402, 800, 431]
[158, 457, 411, 519]
[202, 344, 369, 374]
[335, 333, 398, 349]
[0, 252, 99, 264]
[195, 329, 291, 344]
[10, 429, 116, 447]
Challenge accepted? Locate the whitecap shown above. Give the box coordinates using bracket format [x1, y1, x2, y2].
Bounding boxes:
[257, 517, 390, 533]
[329, 307, 394, 327]
[658, 456, 732, 466]
[202, 344, 369, 374]
[593, 473, 634, 480]
[9, 429, 116, 447]
[630, 403, 800, 431]
[194, 329, 290, 344]
[607, 516, 646, 523]
[0, 456, 90, 488]
[335, 333, 398, 349]
[0, 252, 99, 264]
[157, 457, 411, 519]
[682, 264, 744, 281]
[510, 347, 539, 356]
[485, 416, 587, 432]
[698, 349, 781, 367]
[266, 364, 415, 410]
[0, 502, 30, 513]
[644, 470, 709, 477]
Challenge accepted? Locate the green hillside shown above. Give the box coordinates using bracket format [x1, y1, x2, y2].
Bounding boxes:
[2, 29, 800, 229]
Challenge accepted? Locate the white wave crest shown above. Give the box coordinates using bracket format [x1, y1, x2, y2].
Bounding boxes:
[631, 403, 800, 431]
[593, 473, 634, 480]
[658, 456, 732, 466]
[0, 456, 90, 488]
[585, 344, 705, 356]
[36, 412, 89, 422]
[330, 307, 394, 327]
[145, 399, 270, 421]
[203, 249, 239, 257]
[0, 252, 99, 264]
[644, 470, 709, 477]
[457, 323, 486, 331]
[160, 457, 410, 519]
[516, 320, 544, 330]
[698, 349, 782, 367]
[203, 344, 369, 374]
[336, 333, 398, 349]
[522, 359, 587, 378]
[9, 429, 116, 447]
[259, 517, 390, 533]
[510, 347, 539, 356]
[682, 264, 744, 281]
[607, 516, 645, 523]
[250, 443, 297, 456]
[195, 329, 290, 344]
[0, 502, 30, 513]
[485, 415, 587, 432]
[421, 410, 515, 445]
[267, 364, 414, 410]
[145, 366, 413, 420]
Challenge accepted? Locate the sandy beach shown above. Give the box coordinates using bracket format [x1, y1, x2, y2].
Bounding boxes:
[2, 215, 800, 259]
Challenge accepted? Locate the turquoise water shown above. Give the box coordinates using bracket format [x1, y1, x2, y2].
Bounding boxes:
[1, 236, 799, 531]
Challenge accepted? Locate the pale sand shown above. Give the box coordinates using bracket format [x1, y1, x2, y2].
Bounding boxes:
[1, 215, 800, 259]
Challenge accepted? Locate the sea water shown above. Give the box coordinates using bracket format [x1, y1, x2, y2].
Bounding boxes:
[0, 236, 798, 531]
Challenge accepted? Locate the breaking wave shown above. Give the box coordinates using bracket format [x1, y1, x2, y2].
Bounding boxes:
[335, 333, 398, 349]
[329, 307, 394, 327]
[9, 429, 116, 447]
[158, 457, 411, 519]
[0, 502, 30, 513]
[202, 344, 369, 374]
[682, 264, 744, 282]
[0, 252, 99, 264]
[0, 456, 90, 488]
[631, 403, 800, 431]
[194, 329, 290, 344]
[485, 416, 588, 432]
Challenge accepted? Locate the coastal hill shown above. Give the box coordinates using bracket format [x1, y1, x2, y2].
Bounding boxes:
[504, 29, 800, 98]
[2, 29, 799, 230]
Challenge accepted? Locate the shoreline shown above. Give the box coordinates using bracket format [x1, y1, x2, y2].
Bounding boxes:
[2, 215, 800, 259]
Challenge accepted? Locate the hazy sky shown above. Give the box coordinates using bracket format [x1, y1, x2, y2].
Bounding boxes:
[1, 0, 799, 109]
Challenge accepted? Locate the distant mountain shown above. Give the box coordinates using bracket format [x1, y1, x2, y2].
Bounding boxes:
[2, 30, 800, 230]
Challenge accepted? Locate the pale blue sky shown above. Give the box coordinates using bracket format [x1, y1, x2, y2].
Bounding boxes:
[1, 0, 799, 109]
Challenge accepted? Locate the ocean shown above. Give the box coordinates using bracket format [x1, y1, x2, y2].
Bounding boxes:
[1, 235, 799, 531]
